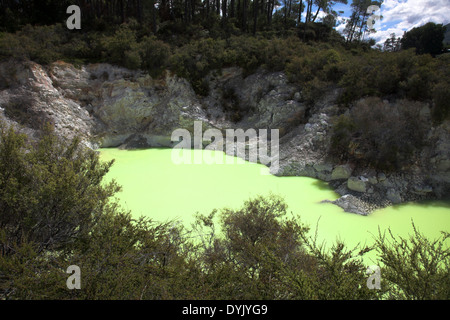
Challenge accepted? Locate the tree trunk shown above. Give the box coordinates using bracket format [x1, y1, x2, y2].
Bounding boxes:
[298, 0, 302, 24]
[120, 0, 125, 23]
[308, 0, 313, 22]
[358, 12, 368, 41]
[312, 5, 321, 22]
[152, 0, 157, 33]
[267, 0, 271, 24]
[288, 0, 292, 18]
[253, 0, 258, 34]
[137, 0, 143, 22]
[242, 0, 247, 31]
[237, 0, 241, 23]
[303, 0, 311, 40]
[222, 0, 227, 24]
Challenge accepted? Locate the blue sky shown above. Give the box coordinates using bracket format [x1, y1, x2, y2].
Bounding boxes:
[306, 0, 450, 45]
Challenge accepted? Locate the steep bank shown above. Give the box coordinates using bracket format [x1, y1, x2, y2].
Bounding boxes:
[0, 59, 449, 214]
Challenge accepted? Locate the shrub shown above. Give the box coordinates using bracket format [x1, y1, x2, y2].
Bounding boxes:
[301, 77, 329, 106]
[227, 36, 268, 75]
[0, 122, 119, 255]
[432, 82, 450, 123]
[329, 114, 357, 160]
[285, 56, 314, 83]
[2, 95, 49, 130]
[263, 39, 291, 71]
[0, 24, 64, 64]
[193, 194, 380, 300]
[375, 226, 450, 300]
[193, 194, 312, 299]
[138, 36, 171, 77]
[123, 50, 142, 70]
[99, 25, 139, 68]
[337, 57, 374, 105]
[401, 57, 438, 101]
[169, 38, 226, 94]
[330, 97, 429, 171]
[373, 64, 402, 95]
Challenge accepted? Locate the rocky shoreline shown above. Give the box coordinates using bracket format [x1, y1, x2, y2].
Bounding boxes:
[0, 59, 449, 215]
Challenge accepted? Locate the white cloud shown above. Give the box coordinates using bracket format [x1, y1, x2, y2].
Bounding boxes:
[378, 0, 450, 36]
[337, 0, 450, 45]
[301, 9, 328, 21]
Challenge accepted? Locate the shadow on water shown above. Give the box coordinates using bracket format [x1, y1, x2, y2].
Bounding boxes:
[389, 199, 450, 211]
[122, 147, 171, 152]
[311, 178, 336, 191]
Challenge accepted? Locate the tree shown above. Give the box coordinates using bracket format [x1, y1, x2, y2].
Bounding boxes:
[344, 0, 382, 43]
[298, 0, 304, 24]
[383, 33, 401, 52]
[401, 22, 446, 56]
[302, 0, 347, 40]
[311, 0, 348, 23]
[0, 0, 72, 31]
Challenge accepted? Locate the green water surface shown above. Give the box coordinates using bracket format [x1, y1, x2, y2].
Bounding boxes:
[100, 148, 450, 264]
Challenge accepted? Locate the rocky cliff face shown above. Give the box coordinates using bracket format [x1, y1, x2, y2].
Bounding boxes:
[0, 59, 449, 214]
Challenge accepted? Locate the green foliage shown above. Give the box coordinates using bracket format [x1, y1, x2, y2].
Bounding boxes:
[375, 226, 450, 300]
[169, 38, 227, 94]
[0, 24, 65, 64]
[401, 22, 446, 56]
[0, 237, 68, 299]
[1, 20, 448, 115]
[431, 82, 450, 123]
[64, 210, 200, 300]
[298, 22, 336, 42]
[191, 194, 310, 299]
[99, 25, 140, 69]
[286, 55, 315, 83]
[227, 36, 269, 75]
[337, 48, 446, 105]
[191, 194, 381, 300]
[301, 77, 329, 106]
[0, 207, 201, 299]
[137, 36, 171, 77]
[0, 122, 119, 255]
[330, 114, 357, 160]
[284, 45, 344, 105]
[289, 238, 377, 300]
[330, 97, 429, 171]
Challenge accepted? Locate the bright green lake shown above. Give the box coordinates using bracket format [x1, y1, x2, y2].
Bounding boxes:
[100, 148, 450, 264]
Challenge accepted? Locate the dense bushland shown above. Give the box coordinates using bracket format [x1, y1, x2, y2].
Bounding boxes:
[0, 124, 449, 300]
[0, 123, 119, 256]
[1, 20, 449, 175]
[1, 22, 449, 113]
[0, 1, 447, 113]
